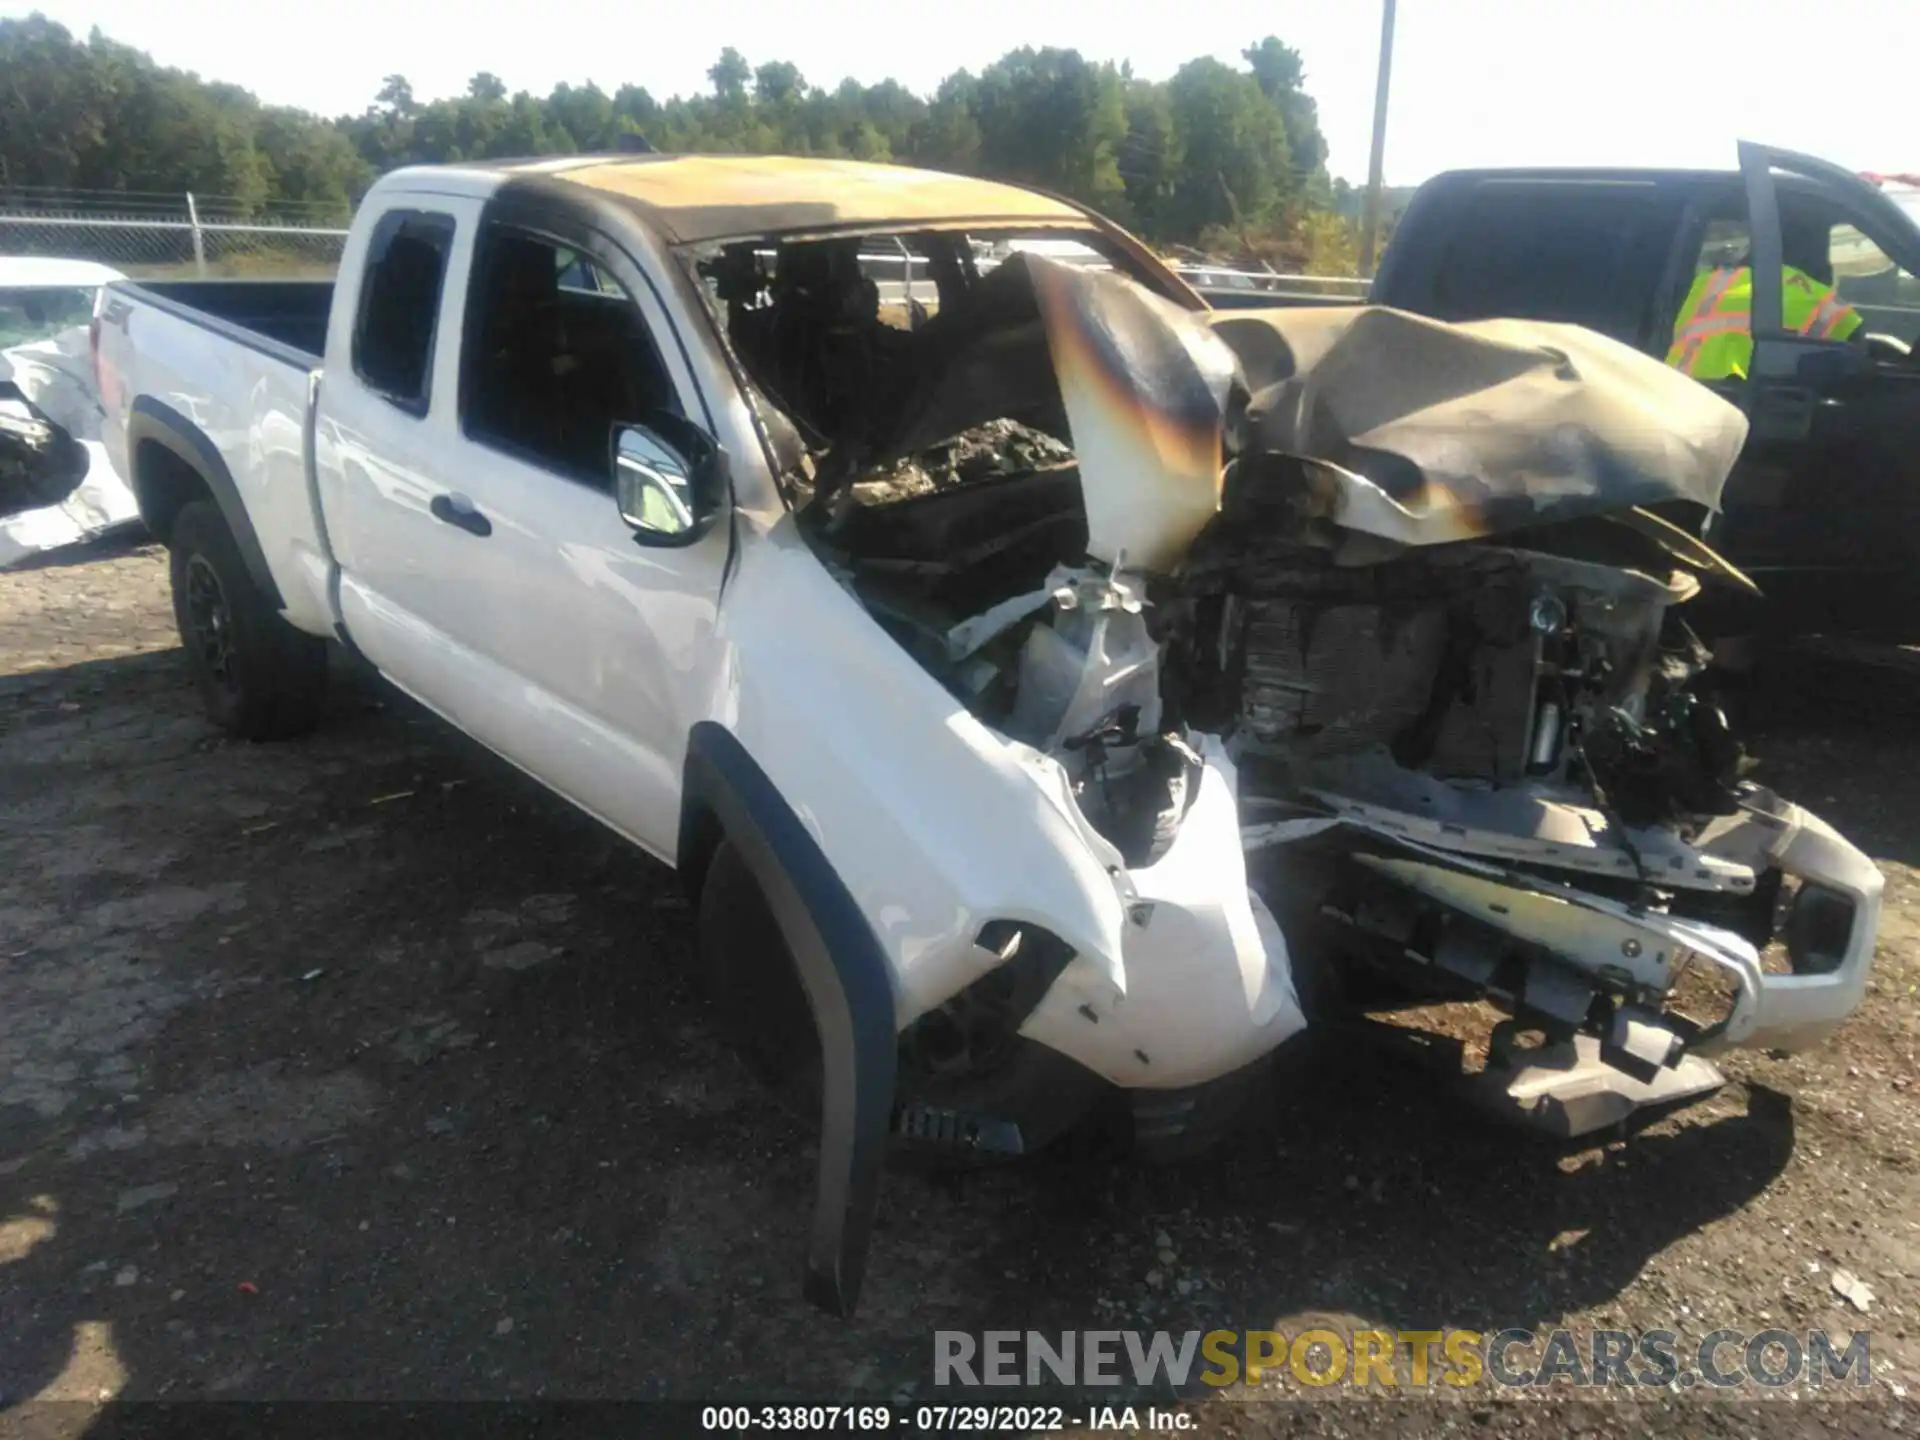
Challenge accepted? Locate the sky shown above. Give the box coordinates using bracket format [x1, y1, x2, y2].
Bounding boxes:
[13, 0, 1919, 185]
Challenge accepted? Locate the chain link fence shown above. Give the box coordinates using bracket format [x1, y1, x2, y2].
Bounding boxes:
[0, 193, 347, 278]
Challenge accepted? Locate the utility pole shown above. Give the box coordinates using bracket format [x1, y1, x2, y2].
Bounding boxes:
[1357, 0, 1398, 278]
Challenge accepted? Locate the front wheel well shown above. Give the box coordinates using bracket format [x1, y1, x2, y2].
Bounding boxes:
[675, 793, 725, 901]
[676, 720, 898, 1314]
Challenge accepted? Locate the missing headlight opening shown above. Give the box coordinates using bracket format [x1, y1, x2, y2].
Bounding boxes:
[690, 230, 1882, 1149]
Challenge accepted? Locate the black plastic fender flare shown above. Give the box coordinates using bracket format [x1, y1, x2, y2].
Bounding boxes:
[127, 394, 283, 608]
[680, 720, 897, 1316]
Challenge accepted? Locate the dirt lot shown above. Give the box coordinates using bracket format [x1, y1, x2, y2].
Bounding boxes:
[2, 540, 1918, 1435]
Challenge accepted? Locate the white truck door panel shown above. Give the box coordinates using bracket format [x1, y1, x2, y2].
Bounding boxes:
[407, 442, 726, 860]
[329, 203, 724, 862]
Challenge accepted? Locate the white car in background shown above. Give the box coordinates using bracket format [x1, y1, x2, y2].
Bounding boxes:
[0, 256, 142, 566]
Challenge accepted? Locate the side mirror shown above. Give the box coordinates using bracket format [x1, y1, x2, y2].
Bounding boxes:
[612, 413, 726, 547]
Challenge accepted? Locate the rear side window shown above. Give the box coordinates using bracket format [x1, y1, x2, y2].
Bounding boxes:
[353, 209, 456, 413]
[1430, 184, 1670, 344]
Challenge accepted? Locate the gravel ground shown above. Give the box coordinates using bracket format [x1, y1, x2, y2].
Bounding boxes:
[1, 540, 1917, 1437]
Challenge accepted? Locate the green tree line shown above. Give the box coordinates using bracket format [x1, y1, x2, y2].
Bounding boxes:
[0, 14, 1358, 265]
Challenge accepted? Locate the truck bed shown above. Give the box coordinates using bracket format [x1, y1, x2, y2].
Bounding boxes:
[120, 280, 334, 363]
[95, 274, 336, 638]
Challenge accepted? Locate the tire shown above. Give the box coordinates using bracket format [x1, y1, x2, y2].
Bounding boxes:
[1130, 1051, 1279, 1164]
[168, 500, 328, 740]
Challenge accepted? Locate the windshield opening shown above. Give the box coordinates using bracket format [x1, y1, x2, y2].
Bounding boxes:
[686, 226, 1153, 514]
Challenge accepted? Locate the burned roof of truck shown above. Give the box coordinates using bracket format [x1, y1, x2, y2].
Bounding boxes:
[491, 153, 1089, 244]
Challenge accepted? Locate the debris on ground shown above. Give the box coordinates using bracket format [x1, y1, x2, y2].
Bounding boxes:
[1829, 1268, 1875, 1312]
[114, 1183, 178, 1214]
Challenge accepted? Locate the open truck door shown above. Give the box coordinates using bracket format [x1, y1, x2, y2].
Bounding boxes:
[1724, 140, 1920, 639]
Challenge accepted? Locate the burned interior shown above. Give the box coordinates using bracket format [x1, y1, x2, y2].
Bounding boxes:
[684, 226, 1879, 1142]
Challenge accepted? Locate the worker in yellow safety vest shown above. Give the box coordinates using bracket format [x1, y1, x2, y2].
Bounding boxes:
[1666, 262, 1863, 380]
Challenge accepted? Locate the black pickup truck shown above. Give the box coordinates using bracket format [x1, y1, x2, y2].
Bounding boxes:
[1209, 144, 1920, 640]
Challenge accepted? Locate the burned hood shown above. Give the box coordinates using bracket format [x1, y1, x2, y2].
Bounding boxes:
[1204, 305, 1749, 546]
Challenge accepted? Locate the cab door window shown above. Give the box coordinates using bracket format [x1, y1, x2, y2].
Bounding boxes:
[460, 226, 681, 484]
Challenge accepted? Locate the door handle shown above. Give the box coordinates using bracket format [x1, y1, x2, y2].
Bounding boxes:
[429, 493, 492, 537]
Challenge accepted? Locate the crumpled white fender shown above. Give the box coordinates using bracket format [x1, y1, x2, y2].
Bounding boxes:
[1018, 734, 1307, 1089]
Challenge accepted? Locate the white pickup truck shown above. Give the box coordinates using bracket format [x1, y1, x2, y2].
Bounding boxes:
[94, 154, 1884, 1315]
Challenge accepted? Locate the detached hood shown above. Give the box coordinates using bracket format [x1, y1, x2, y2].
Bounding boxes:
[1203, 305, 1749, 546]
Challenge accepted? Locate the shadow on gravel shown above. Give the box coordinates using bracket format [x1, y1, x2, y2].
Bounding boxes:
[977, 1059, 1795, 1344]
[0, 633, 1874, 1415]
[1, 529, 153, 577]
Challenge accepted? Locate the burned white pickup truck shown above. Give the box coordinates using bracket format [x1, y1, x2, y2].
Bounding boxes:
[94, 155, 1881, 1314]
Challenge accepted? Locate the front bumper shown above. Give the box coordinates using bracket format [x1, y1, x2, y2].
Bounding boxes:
[1690, 791, 1882, 1053]
[1321, 783, 1882, 1058]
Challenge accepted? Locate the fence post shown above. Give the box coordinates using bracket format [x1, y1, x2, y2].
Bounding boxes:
[185, 192, 207, 277]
